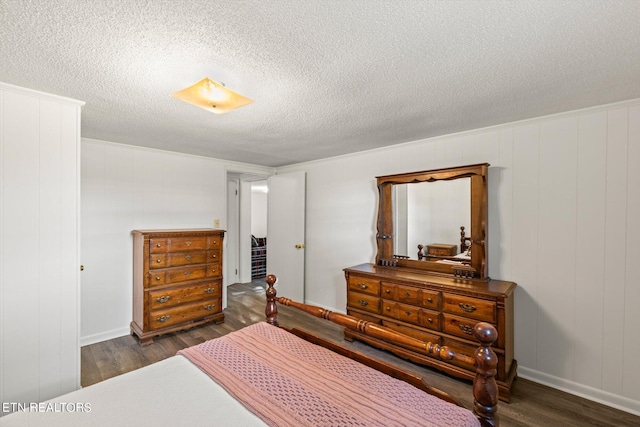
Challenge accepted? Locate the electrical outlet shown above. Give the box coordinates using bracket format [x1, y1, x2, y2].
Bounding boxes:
[214, 219, 221, 228]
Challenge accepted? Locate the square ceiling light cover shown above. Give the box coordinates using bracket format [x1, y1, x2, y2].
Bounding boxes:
[171, 77, 253, 114]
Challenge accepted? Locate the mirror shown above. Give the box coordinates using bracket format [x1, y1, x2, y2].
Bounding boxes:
[376, 163, 489, 280]
[393, 179, 470, 260]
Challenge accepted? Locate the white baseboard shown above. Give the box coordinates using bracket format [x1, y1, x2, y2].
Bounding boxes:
[81, 327, 131, 347]
[519, 366, 640, 417]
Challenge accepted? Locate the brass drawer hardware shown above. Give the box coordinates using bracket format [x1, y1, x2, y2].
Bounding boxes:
[156, 296, 170, 303]
[204, 304, 216, 311]
[459, 324, 474, 335]
[156, 315, 170, 323]
[358, 283, 368, 290]
[185, 255, 192, 261]
[358, 299, 369, 307]
[204, 287, 215, 294]
[459, 302, 476, 312]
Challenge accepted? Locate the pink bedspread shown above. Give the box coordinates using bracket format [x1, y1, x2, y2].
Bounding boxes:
[178, 322, 480, 427]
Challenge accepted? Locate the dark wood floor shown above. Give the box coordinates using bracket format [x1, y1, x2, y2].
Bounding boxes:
[82, 280, 640, 427]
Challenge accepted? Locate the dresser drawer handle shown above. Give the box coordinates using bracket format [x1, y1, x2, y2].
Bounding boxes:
[358, 299, 369, 307]
[427, 297, 433, 303]
[185, 241, 192, 246]
[385, 306, 391, 311]
[185, 271, 191, 276]
[156, 295, 170, 303]
[404, 292, 411, 297]
[185, 255, 192, 261]
[405, 311, 412, 316]
[459, 324, 474, 335]
[385, 289, 391, 294]
[358, 283, 368, 290]
[459, 303, 477, 312]
[155, 276, 161, 281]
[204, 287, 215, 294]
[204, 304, 216, 311]
[156, 315, 170, 323]
[211, 268, 217, 274]
[156, 259, 162, 263]
[211, 253, 217, 259]
[156, 243, 162, 248]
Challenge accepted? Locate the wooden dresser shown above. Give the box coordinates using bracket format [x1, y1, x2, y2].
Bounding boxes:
[131, 229, 225, 345]
[345, 263, 517, 401]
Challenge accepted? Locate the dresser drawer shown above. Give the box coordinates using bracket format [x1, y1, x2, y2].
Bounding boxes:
[443, 293, 495, 322]
[395, 302, 420, 325]
[206, 263, 222, 277]
[347, 292, 379, 314]
[348, 275, 380, 296]
[395, 284, 420, 306]
[148, 271, 166, 287]
[207, 249, 222, 263]
[149, 298, 221, 330]
[169, 236, 209, 252]
[421, 290, 440, 310]
[149, 251, 208, 269]
[148, 281, 221, 310]
[165, 265, 208, 284]
[150, 238, 168, 253]
[209, 235, 223, 249]
[418, 308, 441, 331]
[443, 313, 494, 341]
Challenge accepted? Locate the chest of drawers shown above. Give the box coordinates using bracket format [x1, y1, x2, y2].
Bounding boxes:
[131, 229, 225, 345]
[345, 263, 517, 402]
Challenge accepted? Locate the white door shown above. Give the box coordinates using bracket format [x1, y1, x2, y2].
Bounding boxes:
[267, 171, 306, 302]
[226, 179, 240, 286]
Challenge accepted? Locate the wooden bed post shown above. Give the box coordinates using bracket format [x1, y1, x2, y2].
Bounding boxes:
[265, 274, 278, 326]
[473, 322, 499, 427]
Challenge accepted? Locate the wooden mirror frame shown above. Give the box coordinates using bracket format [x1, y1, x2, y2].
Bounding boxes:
[375, 163, 489, 280]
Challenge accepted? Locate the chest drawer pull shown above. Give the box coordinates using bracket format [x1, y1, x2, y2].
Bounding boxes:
[358, 283, 368, 290]
[385, 306, 391, 311]
[185, 255, 192, 261]
[459, 324, 474, 335]
[185, 271, 191, 276]
[185, 241, 192, 246]
[204, 287, 215, 294]
[211, 253, 217, 259]
[427, 318, 433, 323]
[405, 311, 412, 316]
[156, 315, 170, 323]
[204, 304, 216, 311]
[156, 295, 170, 303]
[384, 289, 391, 294]
[358, 299, 369, 307]
[459, 302, 477, 312]
[155, 276, 161, 281]
[156, 243, 162, 248]
[427, 297, 433, 303]
[156, 259, 162, 263]
[405, 292, 411, 297]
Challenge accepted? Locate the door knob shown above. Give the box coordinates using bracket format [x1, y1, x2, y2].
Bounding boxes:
[295, 244, 305, 249]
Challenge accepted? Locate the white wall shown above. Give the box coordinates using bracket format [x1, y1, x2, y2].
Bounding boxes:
[0, 83, 83, 409]
[279, 99, 640, 415]
[80, 139, 272, 345]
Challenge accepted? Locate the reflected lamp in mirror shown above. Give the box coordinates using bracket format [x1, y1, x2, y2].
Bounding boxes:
[171, 77, 253, 114]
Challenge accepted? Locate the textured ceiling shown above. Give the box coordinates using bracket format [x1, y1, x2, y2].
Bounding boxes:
[2, 1, 640, 167]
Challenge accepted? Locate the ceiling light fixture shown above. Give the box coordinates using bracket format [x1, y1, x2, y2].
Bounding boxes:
[171, 77, 253, 114]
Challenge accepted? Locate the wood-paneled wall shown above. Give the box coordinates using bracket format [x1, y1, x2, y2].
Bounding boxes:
[280, 99, 640, 415]
[0, 83, 83, 410]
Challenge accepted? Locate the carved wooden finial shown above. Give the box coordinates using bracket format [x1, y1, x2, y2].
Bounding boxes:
[265, 274, 278, 326]
[473, 322, 499, 427]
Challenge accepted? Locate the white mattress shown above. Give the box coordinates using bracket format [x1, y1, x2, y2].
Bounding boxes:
[0, 355, 265, 427]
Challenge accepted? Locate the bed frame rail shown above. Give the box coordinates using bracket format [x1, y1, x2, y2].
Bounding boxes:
[264, 274, 499, 427]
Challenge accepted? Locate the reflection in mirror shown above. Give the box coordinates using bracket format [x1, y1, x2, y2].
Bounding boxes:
[393, 179, 470, 261]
